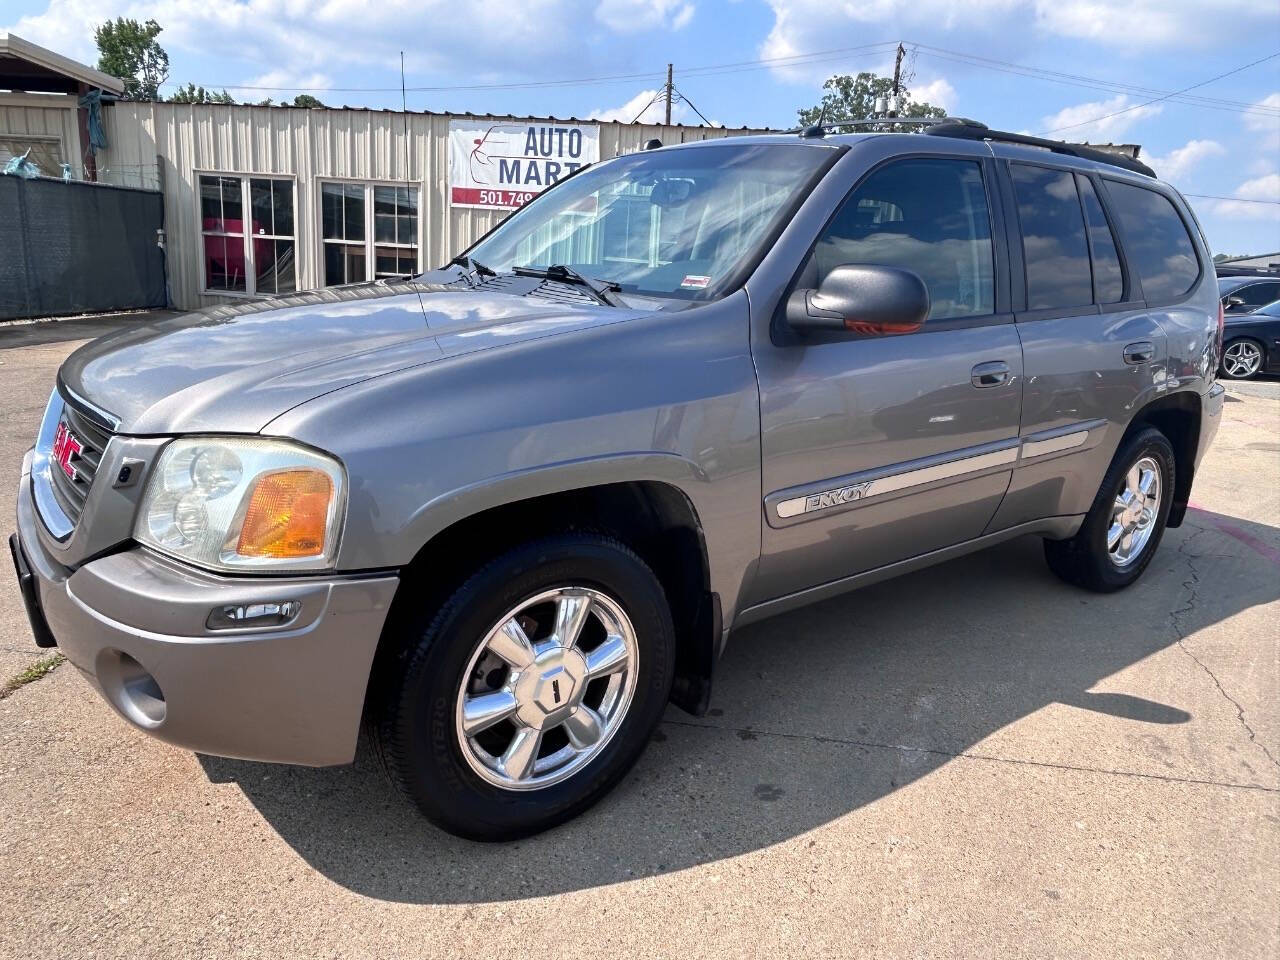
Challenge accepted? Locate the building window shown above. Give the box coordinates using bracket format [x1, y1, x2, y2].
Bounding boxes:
[321, 181, 418, 286]
[0, 135, 65, 176]
[199, 174, 296, 295]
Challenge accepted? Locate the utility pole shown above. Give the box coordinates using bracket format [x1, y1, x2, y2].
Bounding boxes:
[890, 43, 905, 117]
[664, 63, 673, 125]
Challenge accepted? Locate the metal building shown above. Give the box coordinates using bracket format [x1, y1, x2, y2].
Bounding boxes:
[98, 101, 768, 311]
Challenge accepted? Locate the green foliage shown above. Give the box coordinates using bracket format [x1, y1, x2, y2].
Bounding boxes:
[168, 83, 235, 105]
[797, 72, 947, 127]
[94, 17, 169, 101]
[291, 94, 325, 108]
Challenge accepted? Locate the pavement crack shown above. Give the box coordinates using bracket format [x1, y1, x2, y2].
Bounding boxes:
[0, 652, 66, 701]
[661, 718, 1280, 794]
[1170, 525, 1280, 773]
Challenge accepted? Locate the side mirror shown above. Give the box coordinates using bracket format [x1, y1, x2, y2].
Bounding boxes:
[785, 264, 930, 337]
[1225, 296, 1246, 309]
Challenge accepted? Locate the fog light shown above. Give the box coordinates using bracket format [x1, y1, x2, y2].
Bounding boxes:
[97, 650, 166, 727]
[206, 600, 301, 630]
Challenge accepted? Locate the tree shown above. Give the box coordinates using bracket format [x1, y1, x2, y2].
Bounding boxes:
[291, 94, 325, 108]
[797, 72, 946, 126]
[95, 18, 170, 101]
[168, 83, 235, 105]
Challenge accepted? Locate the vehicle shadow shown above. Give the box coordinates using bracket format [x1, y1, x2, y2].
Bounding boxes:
[200, 509, 1279, 904]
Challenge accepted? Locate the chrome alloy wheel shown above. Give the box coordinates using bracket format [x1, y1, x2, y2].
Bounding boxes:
[1222, 340, 1263, 379]
[1108, 456, 1161, 567]
[454, 587, 639, 791]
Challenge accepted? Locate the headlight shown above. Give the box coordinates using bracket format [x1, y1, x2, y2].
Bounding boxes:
[135, 437, 346, 572]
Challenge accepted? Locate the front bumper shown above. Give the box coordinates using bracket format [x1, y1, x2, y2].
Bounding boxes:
[14, 455, 399, 766]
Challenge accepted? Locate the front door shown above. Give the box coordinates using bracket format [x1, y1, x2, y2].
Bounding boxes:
[749, 153, 1024, 603]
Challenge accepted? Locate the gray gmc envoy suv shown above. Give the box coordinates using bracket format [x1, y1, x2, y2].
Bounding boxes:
[11, 119, 1225, 839]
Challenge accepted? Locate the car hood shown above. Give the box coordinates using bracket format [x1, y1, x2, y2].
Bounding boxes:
[59, 281, 643, 434]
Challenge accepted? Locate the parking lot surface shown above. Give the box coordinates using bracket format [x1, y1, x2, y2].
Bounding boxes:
[1, 329, 1276, 959]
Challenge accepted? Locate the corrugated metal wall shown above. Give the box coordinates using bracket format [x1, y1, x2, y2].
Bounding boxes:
[0, 94, 81, 177]
[100, 102, 770, 310]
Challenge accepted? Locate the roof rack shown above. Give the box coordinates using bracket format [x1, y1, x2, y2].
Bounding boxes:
[794, 116, 1156, 179]
[925, 118, 1156, 178]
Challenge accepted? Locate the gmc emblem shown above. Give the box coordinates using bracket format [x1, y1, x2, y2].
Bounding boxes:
[52, 420, 83, 482]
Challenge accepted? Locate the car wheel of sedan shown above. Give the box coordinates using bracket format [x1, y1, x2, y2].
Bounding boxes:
[1043, 427, 1175, 593]
[1220, 338, 1265, 379]
[370, 533, 675, 840]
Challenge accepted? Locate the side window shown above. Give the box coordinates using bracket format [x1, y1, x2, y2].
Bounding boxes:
[1104, 181, 1200, 303]
[1238, 282, 1280, 307]
[1076, 175, 1125, 303]
[1010, 164, 1092, 311]
[810, 158, 994, 321]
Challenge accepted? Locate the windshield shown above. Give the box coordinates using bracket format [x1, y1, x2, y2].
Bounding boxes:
[465, 144, 834, 300]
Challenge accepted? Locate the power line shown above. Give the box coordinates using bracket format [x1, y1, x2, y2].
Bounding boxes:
[1181, 192, 1280, 206]
[671, 86, 714, 127]
[913, 43, 1280, 117]
[161, 41, 899, 94]
[1042, 52, 1280, 134]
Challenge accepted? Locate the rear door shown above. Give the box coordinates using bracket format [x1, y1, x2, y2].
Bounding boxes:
[987, 157, 1168, 530]
[749, 149, 1024, 603]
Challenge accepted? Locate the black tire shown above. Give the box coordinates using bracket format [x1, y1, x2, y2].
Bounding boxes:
[1043, 427, 1175, 593]
[370, 533, 675, 841]
[1220, 337, 1266, 380]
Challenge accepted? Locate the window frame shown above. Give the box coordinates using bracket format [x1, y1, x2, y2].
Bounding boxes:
[196, 171, 298, 298]
[1098, 175, 1205, 310]
[1074, 172, 1130, 310]
[773, 151, 1013, 346]
[1002, 158, 1152, 322]
[0, 134, 65, 175]
[317, 178, 423, 288]
[1008, 161, 1096, 315]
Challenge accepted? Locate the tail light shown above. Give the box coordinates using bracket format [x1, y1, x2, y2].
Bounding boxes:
[1216, 301, 1225, 361]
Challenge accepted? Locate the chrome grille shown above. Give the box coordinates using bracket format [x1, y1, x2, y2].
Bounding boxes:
[46, 400, 113, 529]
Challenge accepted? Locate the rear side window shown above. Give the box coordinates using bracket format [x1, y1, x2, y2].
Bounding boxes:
[1076, 175, 1124, 303]
[811, 158, 995, 321]
[1231, 281, 1280, 307]
[1104, 181, 1200, 303]
[1011, 164, 1092, 311]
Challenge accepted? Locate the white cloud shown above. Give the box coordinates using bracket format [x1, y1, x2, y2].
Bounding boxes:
[910, 77, 955, 111]
[758, 0, 1279, 88]
[1144, 139, 1225, 181]
[588, 88, 689, 124]
[1210, 173, 1280, 222]
[1245, 93, 1280, 133]
[246, 70, 332, 94]
[594, 0, 695, 32]
[1, 0, 679, 99]
[1039, 95, 1163, 140]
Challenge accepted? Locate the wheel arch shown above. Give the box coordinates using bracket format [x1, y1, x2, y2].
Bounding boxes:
[1127, 391, 1201, 528]
[368, 471, 719, 721]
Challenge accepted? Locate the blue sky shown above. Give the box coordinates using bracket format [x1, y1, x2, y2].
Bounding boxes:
[6, 0, 1279, 254]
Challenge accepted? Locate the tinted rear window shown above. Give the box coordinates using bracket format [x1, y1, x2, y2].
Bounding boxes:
[1105, 181, 1200, 303]
[1011, 164, 1092, 311]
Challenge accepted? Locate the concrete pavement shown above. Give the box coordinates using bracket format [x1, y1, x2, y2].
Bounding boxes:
[1, 330, 1276, 958]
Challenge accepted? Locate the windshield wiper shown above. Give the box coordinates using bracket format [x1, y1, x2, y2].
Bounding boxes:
[513, 264, 624, 307]
[448, 255, 496, 282]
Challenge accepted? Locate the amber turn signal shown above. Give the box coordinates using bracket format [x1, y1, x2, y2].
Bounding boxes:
[236, 469, 334, 559]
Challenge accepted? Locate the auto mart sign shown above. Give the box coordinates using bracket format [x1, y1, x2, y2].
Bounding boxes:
[448, 120, 600, 210]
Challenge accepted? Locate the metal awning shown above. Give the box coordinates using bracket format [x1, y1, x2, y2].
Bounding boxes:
[0, 33, 125, 95]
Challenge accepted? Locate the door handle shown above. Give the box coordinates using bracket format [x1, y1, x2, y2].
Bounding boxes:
[1123, 341, 1155, 365]
[971, 360, 1011, 388]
